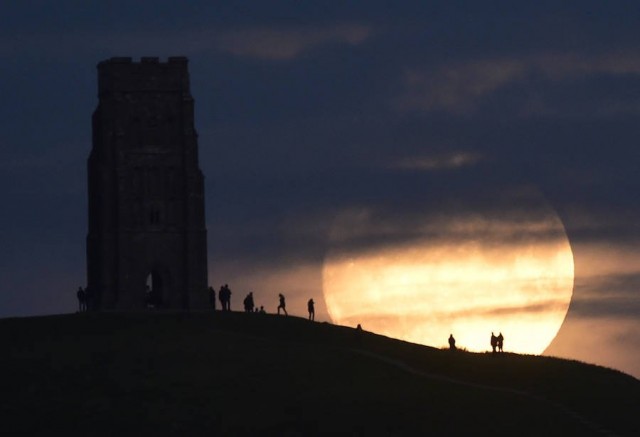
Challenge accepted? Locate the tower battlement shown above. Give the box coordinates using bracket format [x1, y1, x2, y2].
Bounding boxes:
[98, 56, 189, 65]
[97, 56, 191, 95]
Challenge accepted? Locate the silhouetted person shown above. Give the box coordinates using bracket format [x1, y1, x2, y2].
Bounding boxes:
[76, 286, 86, 312]
[219, 284, 232, 311]
[497, 332, 504, 352]
[307, 298, 315, 321]
[490, 332, 498, 353]
[218, 285, 226, 310]
[145, 285, 153, 308]
[208, 286, 216, 311]
[225, 284, 232, 311]
[243, 292, 255, 313]
[259, 305, 265, 314]
[277, 293, 287, 315]
[448, 334, 456, 350]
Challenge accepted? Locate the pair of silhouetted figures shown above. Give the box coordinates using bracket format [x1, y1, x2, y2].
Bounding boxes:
[491, 332, 504, 353]
[276, 294, 315, 320]
[218, 284, 232, 311]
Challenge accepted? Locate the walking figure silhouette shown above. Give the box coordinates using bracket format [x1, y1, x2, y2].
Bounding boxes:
[277, 293, 288, 316]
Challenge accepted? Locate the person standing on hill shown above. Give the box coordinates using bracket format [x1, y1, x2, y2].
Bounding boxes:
[218, 285, 226, 310]
[277, 293, 288, 316]
[497, 332, 504, 352]
[248, 292, 254, 313]
[448, 334, 456, 350]
[76, 286, 86, 312]
[307, 298, 315, 321]
[243, 292, 255, 313]
[226, 284, 233, 311]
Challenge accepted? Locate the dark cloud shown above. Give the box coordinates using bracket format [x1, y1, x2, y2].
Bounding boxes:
[567, 273, 640, 319]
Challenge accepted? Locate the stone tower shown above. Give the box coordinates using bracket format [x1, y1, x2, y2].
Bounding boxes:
[87, 56, 208, 310]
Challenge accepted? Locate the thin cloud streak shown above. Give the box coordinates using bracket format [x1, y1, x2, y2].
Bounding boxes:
[344, 298, 573, 325]
[399, 59, 526, 114]
[567, 272, 640, 319]
[392, 151, 483, 171]
[398, 51, 640, 114]
[327, 200, 571, 257]
[213, 23, 372, 60]
[0, 23, 373, 61]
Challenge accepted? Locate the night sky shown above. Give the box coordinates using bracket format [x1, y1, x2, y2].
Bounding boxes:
[1, 2, 639, 378]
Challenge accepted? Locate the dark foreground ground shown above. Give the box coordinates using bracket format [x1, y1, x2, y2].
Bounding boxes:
[0, 311, 638, 436]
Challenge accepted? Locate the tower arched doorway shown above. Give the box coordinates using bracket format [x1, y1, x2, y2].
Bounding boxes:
[145, 271, 164, 308]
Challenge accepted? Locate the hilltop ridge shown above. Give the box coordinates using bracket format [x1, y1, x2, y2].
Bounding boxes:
[0, 312, 637, 435]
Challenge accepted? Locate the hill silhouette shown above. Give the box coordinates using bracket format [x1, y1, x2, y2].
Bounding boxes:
[0, 312, 637, 436]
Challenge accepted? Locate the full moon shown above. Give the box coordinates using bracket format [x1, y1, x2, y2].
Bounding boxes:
[322, 194, 574, 354]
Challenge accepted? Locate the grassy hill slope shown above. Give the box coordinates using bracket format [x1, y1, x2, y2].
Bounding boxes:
[0, 312, 637, 436]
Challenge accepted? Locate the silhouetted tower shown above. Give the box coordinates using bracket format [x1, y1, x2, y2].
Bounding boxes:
[87, 56, 208, 310]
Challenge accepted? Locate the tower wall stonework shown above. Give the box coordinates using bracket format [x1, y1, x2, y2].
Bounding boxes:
[87, 57, 208, 310]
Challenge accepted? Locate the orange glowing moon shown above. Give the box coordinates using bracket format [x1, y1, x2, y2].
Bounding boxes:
[322, 196, 574, 354]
